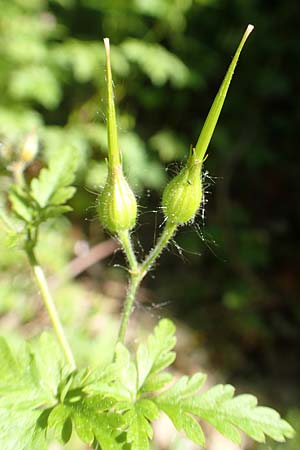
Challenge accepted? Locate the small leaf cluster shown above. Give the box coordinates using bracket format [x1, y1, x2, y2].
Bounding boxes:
[4, 147, 78, 248]
[0, 320, 294, 449]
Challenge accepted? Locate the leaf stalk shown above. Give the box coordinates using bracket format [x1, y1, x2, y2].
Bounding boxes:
[26, 247, 76, 370]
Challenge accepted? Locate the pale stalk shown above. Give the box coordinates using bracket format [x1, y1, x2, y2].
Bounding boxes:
[27, 248, 76, 370]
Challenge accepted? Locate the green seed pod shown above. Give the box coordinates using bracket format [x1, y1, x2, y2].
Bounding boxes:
[97, 38, 137, 234]
[162, 24, 254, 226]
[98, 165, 137, 233]
[162, 149, 202, 225]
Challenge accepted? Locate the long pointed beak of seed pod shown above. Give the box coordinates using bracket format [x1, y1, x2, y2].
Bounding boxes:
[195, 24, 254, 162]
[103, 37, 121, 170]
[97, 38, 137, 233]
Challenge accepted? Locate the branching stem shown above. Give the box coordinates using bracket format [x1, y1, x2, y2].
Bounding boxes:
[139, 222, 177, 278]
[27, 247, 76, 370]
[117, 229, 138, 271]
[117, 222, 177, 344]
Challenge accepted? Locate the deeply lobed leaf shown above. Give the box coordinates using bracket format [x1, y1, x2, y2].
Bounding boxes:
[136, 318, 176, 392]
[122, 400, 159, 450]
[30, 146, 78, 208]
[155, 378, 295, 446]
[0, 334, 68, 450]
[0, 320, 295, 450]
[8, 185, 34, 223]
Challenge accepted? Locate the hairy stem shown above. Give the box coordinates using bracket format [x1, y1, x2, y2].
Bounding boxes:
[118, 229, 138, 271]
[140, 222, 177, 277]
[117, 275, 140, 344]
[27, 248, 76, 370]
[117, 222, 177, 344]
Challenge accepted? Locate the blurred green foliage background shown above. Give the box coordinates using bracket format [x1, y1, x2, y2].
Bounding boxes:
[0, 0, 299, 448]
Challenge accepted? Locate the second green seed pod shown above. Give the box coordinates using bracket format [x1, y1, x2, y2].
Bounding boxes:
[162, 149, 202, 225]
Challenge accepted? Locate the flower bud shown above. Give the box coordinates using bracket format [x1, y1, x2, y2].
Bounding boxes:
[97, 165, 137, 233]
[162, 148, 202, 225]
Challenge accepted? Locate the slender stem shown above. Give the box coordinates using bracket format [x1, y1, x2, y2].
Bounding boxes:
[117, 229, 138, 271]
[117, 275, 140, 344]
[27, 248, 76, 370]
[117, 222, 177, 344]
[140, 222, 177, 277]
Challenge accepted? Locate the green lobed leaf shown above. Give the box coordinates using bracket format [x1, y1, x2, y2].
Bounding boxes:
[0, 199, 21, 243]
[31, 332, 68, 397]
[49, 330, 170, 450]
[155, 377, 295, 446]
[7, 147, 78, 230]
[47, 365, 127, 448]
[0, 321, 294, 450]
[113, 343, 138, 400]
[83, 347, 135, 401]
[0, 207, 18, 234]
[187, 389, 296, 443]
[41, 204, 73, 220]
[136, 318, 176, 391]
[123, 399, 160, 450]
[141, 371, 174, 393]
[0, 408, 48, 450]
[0, 334, 67, 450]
[69, 395, 125, 449]
[30, 146, 78, 209]
[48, 404, 72, 444]
[8, 185, 34, 223]
[81, 345, 136, 402]
[0, 338, 55, 406]
[154, 373, 207, 446]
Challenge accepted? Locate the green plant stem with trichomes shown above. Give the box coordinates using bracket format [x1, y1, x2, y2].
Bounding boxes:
[26, 247, 76, 370]
[117, 222, 177, 343]
[115, 25, 254, 344]
[117, 274, 140, 344]
[102, 37, 178, 344]
[118, 229, 138, 271]
[140, 222, 177, 277]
